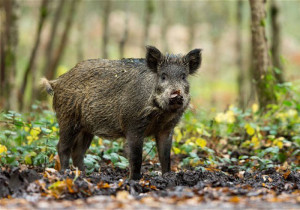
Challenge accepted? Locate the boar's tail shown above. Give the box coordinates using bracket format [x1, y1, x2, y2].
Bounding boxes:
[40, 77, 54, 96]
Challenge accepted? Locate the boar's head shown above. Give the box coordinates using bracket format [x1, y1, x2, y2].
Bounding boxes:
[146, 46, 202, 112]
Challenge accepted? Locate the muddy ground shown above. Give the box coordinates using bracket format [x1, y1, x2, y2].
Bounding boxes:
[0, 163, 299, 209]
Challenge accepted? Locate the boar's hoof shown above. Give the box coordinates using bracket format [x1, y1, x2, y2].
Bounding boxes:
[130, 173, 142, 180]
[59, 168, 71, 175]
[129, 180, 143, 196]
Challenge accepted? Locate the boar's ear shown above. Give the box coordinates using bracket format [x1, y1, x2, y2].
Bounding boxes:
[146, 45, 162, 72]
[185, 49, 202, 74]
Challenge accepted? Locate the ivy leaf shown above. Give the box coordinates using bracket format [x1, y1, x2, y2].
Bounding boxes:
[24, 152, 37, 165]
[25, 155, 32, 165]
[245, 124, 255, 136]
[115, 162, 128, 169]
[110, 152, 119, 164]
[196, 138, 207, 148]
[173, 147, 181, 155]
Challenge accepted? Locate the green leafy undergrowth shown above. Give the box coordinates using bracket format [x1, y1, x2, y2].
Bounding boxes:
[0, 82, 299, 172]
[173, 82, 300, 171]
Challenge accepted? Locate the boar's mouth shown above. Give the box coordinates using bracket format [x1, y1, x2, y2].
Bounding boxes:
[169, 95, 183, 111]
[153, 96, 184, 112]
[169, 95, 183, 105]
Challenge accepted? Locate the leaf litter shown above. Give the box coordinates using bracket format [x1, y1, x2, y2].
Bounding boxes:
[0, 162, 299, 209]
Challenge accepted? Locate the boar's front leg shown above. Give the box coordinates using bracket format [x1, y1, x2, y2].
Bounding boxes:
[126, 131, 144, 180]
[71, 131, 94, 170]
[155, 129, 173, 174]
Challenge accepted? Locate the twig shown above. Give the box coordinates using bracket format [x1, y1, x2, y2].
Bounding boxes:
[142, 143, 155, 162]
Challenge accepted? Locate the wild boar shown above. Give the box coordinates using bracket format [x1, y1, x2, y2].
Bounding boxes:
[42, 46, 202, 180]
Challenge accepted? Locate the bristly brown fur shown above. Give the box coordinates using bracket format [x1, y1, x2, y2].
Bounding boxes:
[159, 53, 188, 67]
[42, 45, 202, 180]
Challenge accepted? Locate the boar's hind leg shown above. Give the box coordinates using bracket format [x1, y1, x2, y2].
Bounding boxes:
[71, 131, 94, 171]
[57, 124, 80, 171]
[126, 132, 144, 180]
[155, 130, 173, 174]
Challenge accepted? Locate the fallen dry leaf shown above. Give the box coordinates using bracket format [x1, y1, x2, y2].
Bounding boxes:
[54, 155, 61, 171]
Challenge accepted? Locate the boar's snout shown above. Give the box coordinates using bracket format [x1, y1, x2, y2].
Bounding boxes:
[170, 90, 181, 99]
[169, 90, 183, 109]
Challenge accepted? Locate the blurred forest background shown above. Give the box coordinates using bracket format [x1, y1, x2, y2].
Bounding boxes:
[0, 2, 300, 200]
[0, 0, 300, 112]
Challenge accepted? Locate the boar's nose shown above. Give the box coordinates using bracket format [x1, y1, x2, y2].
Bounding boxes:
[169, 90, 183, 107]
[170, 90, 181, 99]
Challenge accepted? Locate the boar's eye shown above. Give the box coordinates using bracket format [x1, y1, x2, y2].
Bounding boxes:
[181, 74, 186, 80]
[161, 73, 167, 81]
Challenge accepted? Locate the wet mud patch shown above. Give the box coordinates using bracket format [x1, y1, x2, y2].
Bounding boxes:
[0, 164, 299, 208]
[0, 167, 41, 198]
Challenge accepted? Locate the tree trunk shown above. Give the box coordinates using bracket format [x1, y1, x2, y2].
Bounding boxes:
[43, 0, 65, 78]
[101, 0, 111, 59]
[187, 2, 195, 50]
[46, 0, 79, 80]
[119, 3, 129, 59]
[270, 0, 284, 83]
[143, 0, 154, 47]
[160, 0, 169, 52]
[0, 0, 18, 110]
[0, 0, 5, 108]
[76, 0, 85, 62]
[249, 0, 276, 108]
[236, 0, 246, 109]
[211, 37, 221, 75]
[19, 0, 50, 110]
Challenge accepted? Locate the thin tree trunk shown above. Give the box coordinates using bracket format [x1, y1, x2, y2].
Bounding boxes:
[143, 0, 154, 47]
[249, 0, 276, 108]
[270, 0, 284, 83]
[211, 37, 221, 75]
[236, 0, 246, 109]
[119, 3, 129, 59]
[46, 0, 79, 80]
[43, 0, 65, 77]
[0, 0, 5, 107]
[19, 0, 50, 110]
[76, 0, 84, 62]
[161, 0, 169, 52]
[101, 0, 111, 59]
[0, 0, 18, 110]
[37, 0, 65, 101]
[247, 14, 256, 107]
[187, 2, 195, 50]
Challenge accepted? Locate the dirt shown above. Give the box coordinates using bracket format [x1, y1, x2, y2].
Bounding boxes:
[0, 163, 299, 209]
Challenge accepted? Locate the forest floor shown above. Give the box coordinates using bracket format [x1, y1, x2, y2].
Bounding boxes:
[1, 105, 300, 209]
[0, 161, 299, 209]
